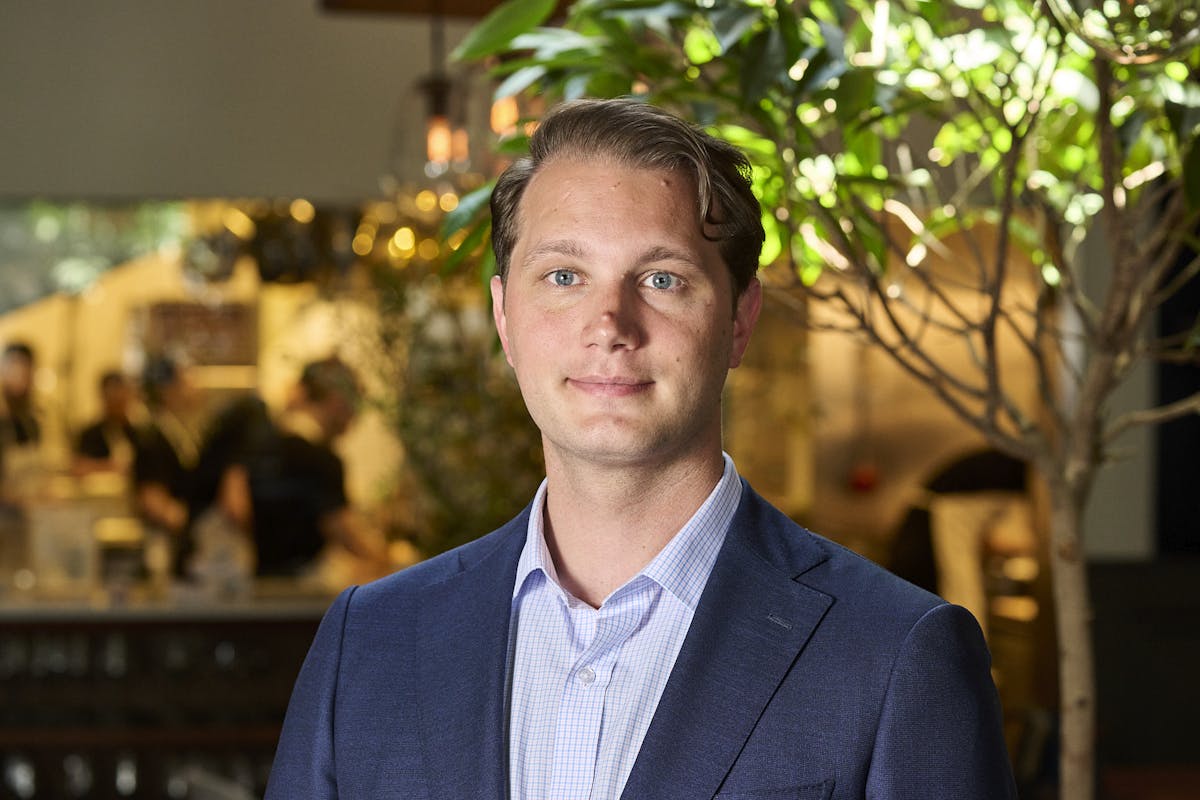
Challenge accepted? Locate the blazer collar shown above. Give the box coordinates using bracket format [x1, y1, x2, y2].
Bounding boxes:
[621, 481, 834, 800]
[415, 505, 530, 800]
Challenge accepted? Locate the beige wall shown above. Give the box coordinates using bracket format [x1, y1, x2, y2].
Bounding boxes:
[0, 0, 485, 202]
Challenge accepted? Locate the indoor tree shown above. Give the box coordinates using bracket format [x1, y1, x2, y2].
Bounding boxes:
[448, 0, 1200, 797]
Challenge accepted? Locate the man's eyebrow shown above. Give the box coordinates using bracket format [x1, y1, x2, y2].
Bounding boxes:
[521, 240, 587, 264]
[637, 245, 701, 268]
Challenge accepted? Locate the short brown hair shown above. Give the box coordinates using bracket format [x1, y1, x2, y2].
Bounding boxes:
[299, 357, 361, 407]
[490, 98, 765, 301]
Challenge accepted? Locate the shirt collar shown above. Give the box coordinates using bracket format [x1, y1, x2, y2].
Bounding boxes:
[513, 477, 556, 599]
[513, 453, 742, 611]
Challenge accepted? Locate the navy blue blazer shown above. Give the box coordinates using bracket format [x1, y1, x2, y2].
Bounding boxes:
[266, 481, 1017, 799]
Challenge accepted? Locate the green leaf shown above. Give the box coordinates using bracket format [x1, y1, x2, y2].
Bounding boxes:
[797, 46, 848, 96]
[441, 219, 491, 275]
[495, 65, 547, 99]
[479, 246, 498, 288]
[714, 123, 779, 161]
[799, 258, 824, 286]
[712, 5, 762, 53]
[441, 182, 495, 239]
[496, 133, 533, 155]
[810, 0, 848, 26]
[582, 69, 631, 98]
[760, 212, 783, 266]
[684, 26, 722, 65]
[831, 66, 880, 124]
[740, 27, 789, 105]
[509, 28, 599, 55]
[451, 0, 559, 62]
[1165, 99, 1200, 146]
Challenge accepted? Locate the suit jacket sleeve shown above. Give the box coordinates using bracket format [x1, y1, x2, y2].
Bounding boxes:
[265, 586, 357, 800]
[867, 603, 1017, 799]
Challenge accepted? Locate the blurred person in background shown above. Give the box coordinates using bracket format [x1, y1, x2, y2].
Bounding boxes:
[73, 370, 137, 476]
[0, 341, 52, 504]
[132, 353, 201, 547]
[213, 356, 390, 580]
[0, 342, 41, 449]
[178, 391, 274, 583]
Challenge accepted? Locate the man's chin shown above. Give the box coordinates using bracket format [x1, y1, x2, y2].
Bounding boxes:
[547, 429, 701, 472]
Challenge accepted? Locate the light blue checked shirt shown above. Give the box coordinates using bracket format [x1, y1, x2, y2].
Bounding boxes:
[507, 453, 742, 800]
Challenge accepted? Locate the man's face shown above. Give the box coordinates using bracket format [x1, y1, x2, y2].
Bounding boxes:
[492, 156, 761, 472]
[1, 354, 32, 399]
[102, 379, 132, 419]
[322, 393, 357, 440]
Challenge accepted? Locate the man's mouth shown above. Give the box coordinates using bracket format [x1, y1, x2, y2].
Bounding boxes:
[567, 376, 654, 397]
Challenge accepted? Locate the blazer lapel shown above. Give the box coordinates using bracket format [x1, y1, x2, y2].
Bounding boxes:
[416, 511, 528, 800]
[621, 487, 834, 800]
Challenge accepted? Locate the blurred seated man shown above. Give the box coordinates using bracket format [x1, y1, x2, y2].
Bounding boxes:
[132, 354, 200, 540]
[215, 357, 389, 579]
[74, 370, 137, 476]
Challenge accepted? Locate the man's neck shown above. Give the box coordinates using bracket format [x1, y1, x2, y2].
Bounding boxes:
[540, 448, 725, 607]
[280, 406, 328, 444]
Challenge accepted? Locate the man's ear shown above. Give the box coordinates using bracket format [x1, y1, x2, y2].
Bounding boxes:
[729, 277, 763, 369]
[490, 275, 515, 368]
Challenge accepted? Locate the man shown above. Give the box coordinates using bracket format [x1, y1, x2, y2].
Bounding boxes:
[267, 98, 1016, 799]
[210, 357, 389, 578]
[0, 342, 41, 448]
[74, 370, 137, 475]
[0, 341, 44, 500]
[132, 354, 200, 538]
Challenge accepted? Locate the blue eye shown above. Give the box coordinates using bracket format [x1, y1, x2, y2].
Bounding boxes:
[646, 272, 679, 290]
[551, 270, 577, 286]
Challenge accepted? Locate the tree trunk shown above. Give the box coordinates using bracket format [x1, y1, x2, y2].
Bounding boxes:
[1047, 475, 1096, 800]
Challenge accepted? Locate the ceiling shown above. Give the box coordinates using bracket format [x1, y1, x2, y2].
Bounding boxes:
[322, 0, 505, 19]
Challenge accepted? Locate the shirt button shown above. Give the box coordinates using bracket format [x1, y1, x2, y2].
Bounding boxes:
[577, 666, 596, 685]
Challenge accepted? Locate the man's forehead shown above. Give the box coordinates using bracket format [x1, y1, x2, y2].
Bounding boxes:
[514, 155, 699, 232]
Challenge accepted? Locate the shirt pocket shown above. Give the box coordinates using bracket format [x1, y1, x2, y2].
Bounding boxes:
[715, 779, 834, 800]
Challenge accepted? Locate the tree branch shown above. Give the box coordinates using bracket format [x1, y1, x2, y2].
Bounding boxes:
[1105, 390, 1200, 445]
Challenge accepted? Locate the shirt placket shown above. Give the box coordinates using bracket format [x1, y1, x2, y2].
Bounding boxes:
[548, 589, 648, 799]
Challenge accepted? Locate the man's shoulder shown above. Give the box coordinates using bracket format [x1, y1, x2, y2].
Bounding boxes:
[737, 484, 944, 620]
[77, 421, 106, 444]
[347, 510, 529, 611]
[803, 525, 944, 619]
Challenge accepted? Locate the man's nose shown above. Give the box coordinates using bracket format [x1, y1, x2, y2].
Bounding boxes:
[583, 282, 643, 350]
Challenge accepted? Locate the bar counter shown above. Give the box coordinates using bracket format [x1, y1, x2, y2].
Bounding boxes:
[0, 582, 334, 799]
[0, 583, 334, 623]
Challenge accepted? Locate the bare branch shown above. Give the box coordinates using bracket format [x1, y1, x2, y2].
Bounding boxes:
[840, 190, 989, 338]
[1033, 199, 1103, 342]
[1151, 349, 1200, 365]
[1140, 312, 1200, 365]
[1125, 190, 1193, 330]
[1105, 390, 1200, 445]
[839, 288, 1037, 459]
[1151, 240, 1200, 311]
